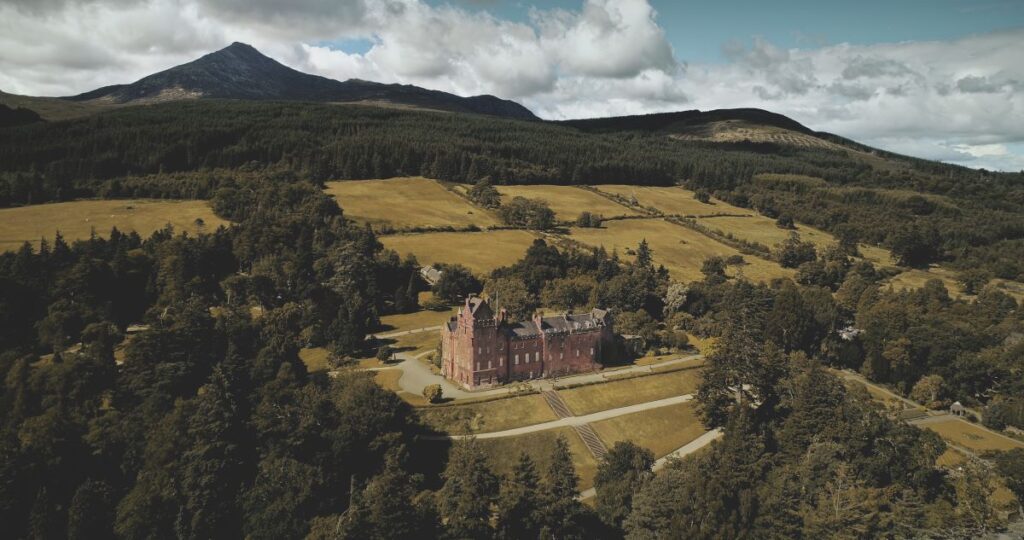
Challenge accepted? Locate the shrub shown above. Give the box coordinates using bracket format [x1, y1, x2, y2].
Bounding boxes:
[423, 384, 444, 404]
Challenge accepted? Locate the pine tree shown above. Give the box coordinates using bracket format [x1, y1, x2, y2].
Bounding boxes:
[594, 441, 654, 530]
[541, 436, 587, 538]
[496, 452, 543, 539]
[437, 439, 498, 539]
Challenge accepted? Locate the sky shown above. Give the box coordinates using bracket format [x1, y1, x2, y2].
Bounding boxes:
[1, 0, 1023, 171]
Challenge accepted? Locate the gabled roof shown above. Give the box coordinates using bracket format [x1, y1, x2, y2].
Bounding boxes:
[466, 296, 494, 319]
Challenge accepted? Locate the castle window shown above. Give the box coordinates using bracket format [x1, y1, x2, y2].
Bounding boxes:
[560, 353, 563, 359]
[487, 361, 492, 369]
[576, 349, 579, 356]
[590, 347, 594, 355]
[499, 358, 503, 366]
[478, 347, 482, 354]
[514, 354, 519, 365]
[476, 362, 480, 370]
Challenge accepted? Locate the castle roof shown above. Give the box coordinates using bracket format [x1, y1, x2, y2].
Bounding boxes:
[507, 309, 610, 338]
[466, 296, 493, 319]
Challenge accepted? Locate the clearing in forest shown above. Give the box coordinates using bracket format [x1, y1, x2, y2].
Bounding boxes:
[885, 267, 965, 297]
[568, 218, 793, 283]
[324, 177, 499, 230]
[380, 229, 538, 275]
[0, 199, 228, 251]
[495, 185, 640, 221]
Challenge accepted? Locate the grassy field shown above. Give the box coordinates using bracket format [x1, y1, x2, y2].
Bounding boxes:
[378, 307, 456, 334]
[299, 347, 331, 372]
[389, 330, 440, 355]
[372, 369, 430, 406]
[476, 427, 599, 490]
[591, 401, 706, 458]
[921, 417, 1024, 453]
[568, 218, 793, 283]
[381, 229, 539, 274]
[594, 185, 743, 216]
[558, 368, 702, 416]
[324, 177, 499, 229]
[416, 394, 557, 435]
[696, 214, 837, 250]
[885, 267, 965, 297]
[0, 199, 229, 251]
[495, 185, 639, 221]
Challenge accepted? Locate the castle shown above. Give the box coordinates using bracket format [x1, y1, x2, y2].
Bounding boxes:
[440, 296, 613, 389]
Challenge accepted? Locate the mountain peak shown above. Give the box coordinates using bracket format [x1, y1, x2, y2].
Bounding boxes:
[64, 43, 537, 120]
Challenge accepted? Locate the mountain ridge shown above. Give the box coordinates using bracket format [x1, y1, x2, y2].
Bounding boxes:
[63, 42, 538, 121]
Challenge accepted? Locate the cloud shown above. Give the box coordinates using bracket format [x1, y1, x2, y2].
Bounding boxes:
[534, 0, 678, 78]
[0, 0, 1021, 170]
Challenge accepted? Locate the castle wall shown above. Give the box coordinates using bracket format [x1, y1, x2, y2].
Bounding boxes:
[441, 298, 611, 390]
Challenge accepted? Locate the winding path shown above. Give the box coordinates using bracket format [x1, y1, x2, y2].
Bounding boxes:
[577, 428, 724, 500]
[421, 394, 695, 440]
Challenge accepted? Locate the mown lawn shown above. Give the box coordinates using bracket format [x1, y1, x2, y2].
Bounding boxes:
[558, 367, 702, 416]
[378, 307, 456, 334]
[922, 418, 1024, 453]
[416, 394, 557, 435]
[591, 401, 706, 458]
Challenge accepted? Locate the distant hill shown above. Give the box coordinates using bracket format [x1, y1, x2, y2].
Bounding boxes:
[558, 108, 872, 153]
[62, 42, 537, 121]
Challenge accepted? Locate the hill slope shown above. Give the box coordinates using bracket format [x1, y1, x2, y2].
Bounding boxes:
[63, 42, 537, 121]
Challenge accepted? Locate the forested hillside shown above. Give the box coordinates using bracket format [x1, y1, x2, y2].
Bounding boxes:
[1, 100, 1021, 281]
[1, 97, 1023, 537]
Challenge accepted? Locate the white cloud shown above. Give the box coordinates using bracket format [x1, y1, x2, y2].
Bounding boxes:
[0, 0, 1021, 170]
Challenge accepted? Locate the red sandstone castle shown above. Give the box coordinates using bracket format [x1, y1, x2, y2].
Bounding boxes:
[440, 296, 614, 389]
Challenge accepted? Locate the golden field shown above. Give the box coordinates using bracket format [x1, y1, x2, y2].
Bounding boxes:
[0, 199, 229, 251]
[380, 229, 539, 274]
[568, 218, 793, 283]
[595, 184, 745, 216]
[325, 177, 499, 229]
[495, 184, 640, 221]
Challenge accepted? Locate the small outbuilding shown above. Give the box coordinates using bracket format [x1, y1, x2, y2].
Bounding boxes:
[950, 401, 967, 417]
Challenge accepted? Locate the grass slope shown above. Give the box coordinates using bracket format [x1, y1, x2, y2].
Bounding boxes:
[558, 368, 702, 416]
[590, 401, 706, 458]
[325, 177, 499, 230]
[568, 218, 793, 283]
[380, 229, 538, 275]
[0, 199, 228, 251]
[416, 394, 558, 435]
[496, 185, 639, 221]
